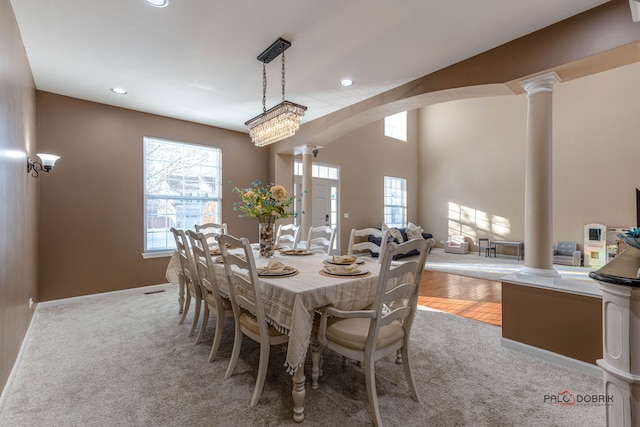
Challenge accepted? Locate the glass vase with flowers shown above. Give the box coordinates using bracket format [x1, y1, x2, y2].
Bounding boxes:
[233, 180, 296, 257]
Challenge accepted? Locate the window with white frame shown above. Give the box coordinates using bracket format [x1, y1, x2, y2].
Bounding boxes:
[294, 161, 339, 179]
[144, 137, 222, 252]
[384, 111, 407, 142]
[383, 176, 407, 228]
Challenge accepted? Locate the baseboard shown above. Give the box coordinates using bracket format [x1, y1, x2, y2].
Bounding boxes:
[37, 283, 173, 309]
[500, 337, 602, 378]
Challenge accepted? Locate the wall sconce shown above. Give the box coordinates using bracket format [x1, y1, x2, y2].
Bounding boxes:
[27, 153, 60, 178]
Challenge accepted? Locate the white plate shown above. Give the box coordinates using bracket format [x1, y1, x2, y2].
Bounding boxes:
[324, 257, 364, 265]
[279, 249, 313, 256]
[258, 267, 298, 277]
[322, 266, 368, 276]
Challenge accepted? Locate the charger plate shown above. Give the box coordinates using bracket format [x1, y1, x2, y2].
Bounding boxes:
[258, 267, 298, 277]
[324, 257, 364, 265]
[320, 267, 370, 277]
[279, 249, 313, 256]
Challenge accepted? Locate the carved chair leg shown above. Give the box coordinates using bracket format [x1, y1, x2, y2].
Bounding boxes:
[311, 339, 321, 390]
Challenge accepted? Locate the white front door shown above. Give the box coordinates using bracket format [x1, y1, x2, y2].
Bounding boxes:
[312, 179, 331, 227]
[295, 171, 340, 252]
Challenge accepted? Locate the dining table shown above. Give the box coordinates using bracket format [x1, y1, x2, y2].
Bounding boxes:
[165, 246, 382, 423]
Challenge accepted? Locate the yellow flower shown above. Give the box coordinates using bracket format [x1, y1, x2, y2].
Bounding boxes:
[271, 184, 288, 201]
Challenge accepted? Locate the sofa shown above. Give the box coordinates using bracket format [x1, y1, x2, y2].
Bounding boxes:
[367, 225, 435, 259]
[553, 241, 582, 266]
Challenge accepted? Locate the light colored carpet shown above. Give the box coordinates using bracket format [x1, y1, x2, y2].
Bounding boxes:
[425, 248, 596, 282]
[0, 284, 604, 426]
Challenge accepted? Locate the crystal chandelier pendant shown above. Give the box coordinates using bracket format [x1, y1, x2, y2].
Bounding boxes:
[245, 38, 307, 147]
[245, 101, 307, 147]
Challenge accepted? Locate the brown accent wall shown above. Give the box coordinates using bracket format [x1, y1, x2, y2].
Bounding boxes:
[502, 282, 602, 364]
[0, 0, 38, 392]
[36, 92, 267, 301]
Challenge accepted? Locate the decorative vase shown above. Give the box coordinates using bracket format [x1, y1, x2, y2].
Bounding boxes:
[259, 221, 276, 258]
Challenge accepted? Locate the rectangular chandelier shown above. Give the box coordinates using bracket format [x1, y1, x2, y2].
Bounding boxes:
[245, 38, 307, 147]
[245, 101, 307, 147]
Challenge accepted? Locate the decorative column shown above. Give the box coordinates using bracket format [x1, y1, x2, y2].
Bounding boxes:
[517, 72, 561, 282]
[298, 146, 316, 238]
[589, 248, 640, 427]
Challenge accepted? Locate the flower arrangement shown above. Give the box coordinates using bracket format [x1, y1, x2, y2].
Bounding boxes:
[233, 180, 296, 223]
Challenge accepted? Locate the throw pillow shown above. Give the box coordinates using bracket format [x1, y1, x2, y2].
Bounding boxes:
[406, 222, 423, 240]
[387, 228, 404, 243]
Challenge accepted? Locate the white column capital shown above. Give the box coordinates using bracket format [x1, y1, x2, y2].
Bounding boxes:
[294, 145, 320, 156]
[520, 72, 561, 95]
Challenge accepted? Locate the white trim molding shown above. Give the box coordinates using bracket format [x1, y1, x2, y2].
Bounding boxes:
[38, 283, 172, 309]
[142, 250, 173, 259]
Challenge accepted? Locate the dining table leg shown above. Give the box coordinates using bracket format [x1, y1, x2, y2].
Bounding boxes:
[292, 367, 306, 422]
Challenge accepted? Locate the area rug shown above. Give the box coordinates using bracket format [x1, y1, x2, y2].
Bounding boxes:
[425, 248, 596, 282]
[0, 285, 605, 426]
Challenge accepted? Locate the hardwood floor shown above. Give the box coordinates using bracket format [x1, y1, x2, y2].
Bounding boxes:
[418, 270, 502, 327]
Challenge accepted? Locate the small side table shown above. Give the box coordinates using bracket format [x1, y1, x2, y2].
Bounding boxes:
[492, 241, 524, 261]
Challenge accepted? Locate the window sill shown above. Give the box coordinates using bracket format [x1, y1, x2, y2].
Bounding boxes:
[141, 250, 174, 259]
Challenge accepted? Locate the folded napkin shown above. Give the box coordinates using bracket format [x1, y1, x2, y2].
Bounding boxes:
[324, 263, 361, 275]
[261, 260, 292, 274]
[332, 255, 356, 264]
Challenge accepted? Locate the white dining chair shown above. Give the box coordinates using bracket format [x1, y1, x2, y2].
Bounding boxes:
[346, 227, 390, 261]
[305, 225, 336, 255]
[186, 230, 234, 359]
[171, 227, 203, 338]
[317, 238, 430, 427]
[216, 233, 289, 407]
[195, 222, 228, 247]
[275, 223, 300, 250]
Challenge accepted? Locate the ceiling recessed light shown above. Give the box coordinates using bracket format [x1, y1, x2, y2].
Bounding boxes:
[111, 87, 127, 95]
[340, 79, 354, 87]
[145, 0, 169, 8]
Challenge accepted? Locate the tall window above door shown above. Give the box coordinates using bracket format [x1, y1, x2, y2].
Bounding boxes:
[143, 137, 222, 253]
[384, 111, 407, 142]
[294, 161, 339, 179]
[383, 176, 407, 228]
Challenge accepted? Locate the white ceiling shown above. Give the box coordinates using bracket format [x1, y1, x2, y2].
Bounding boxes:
[10, 0, 610, 134]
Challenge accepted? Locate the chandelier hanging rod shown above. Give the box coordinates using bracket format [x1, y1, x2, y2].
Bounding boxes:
[256, 38, 291, 64]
